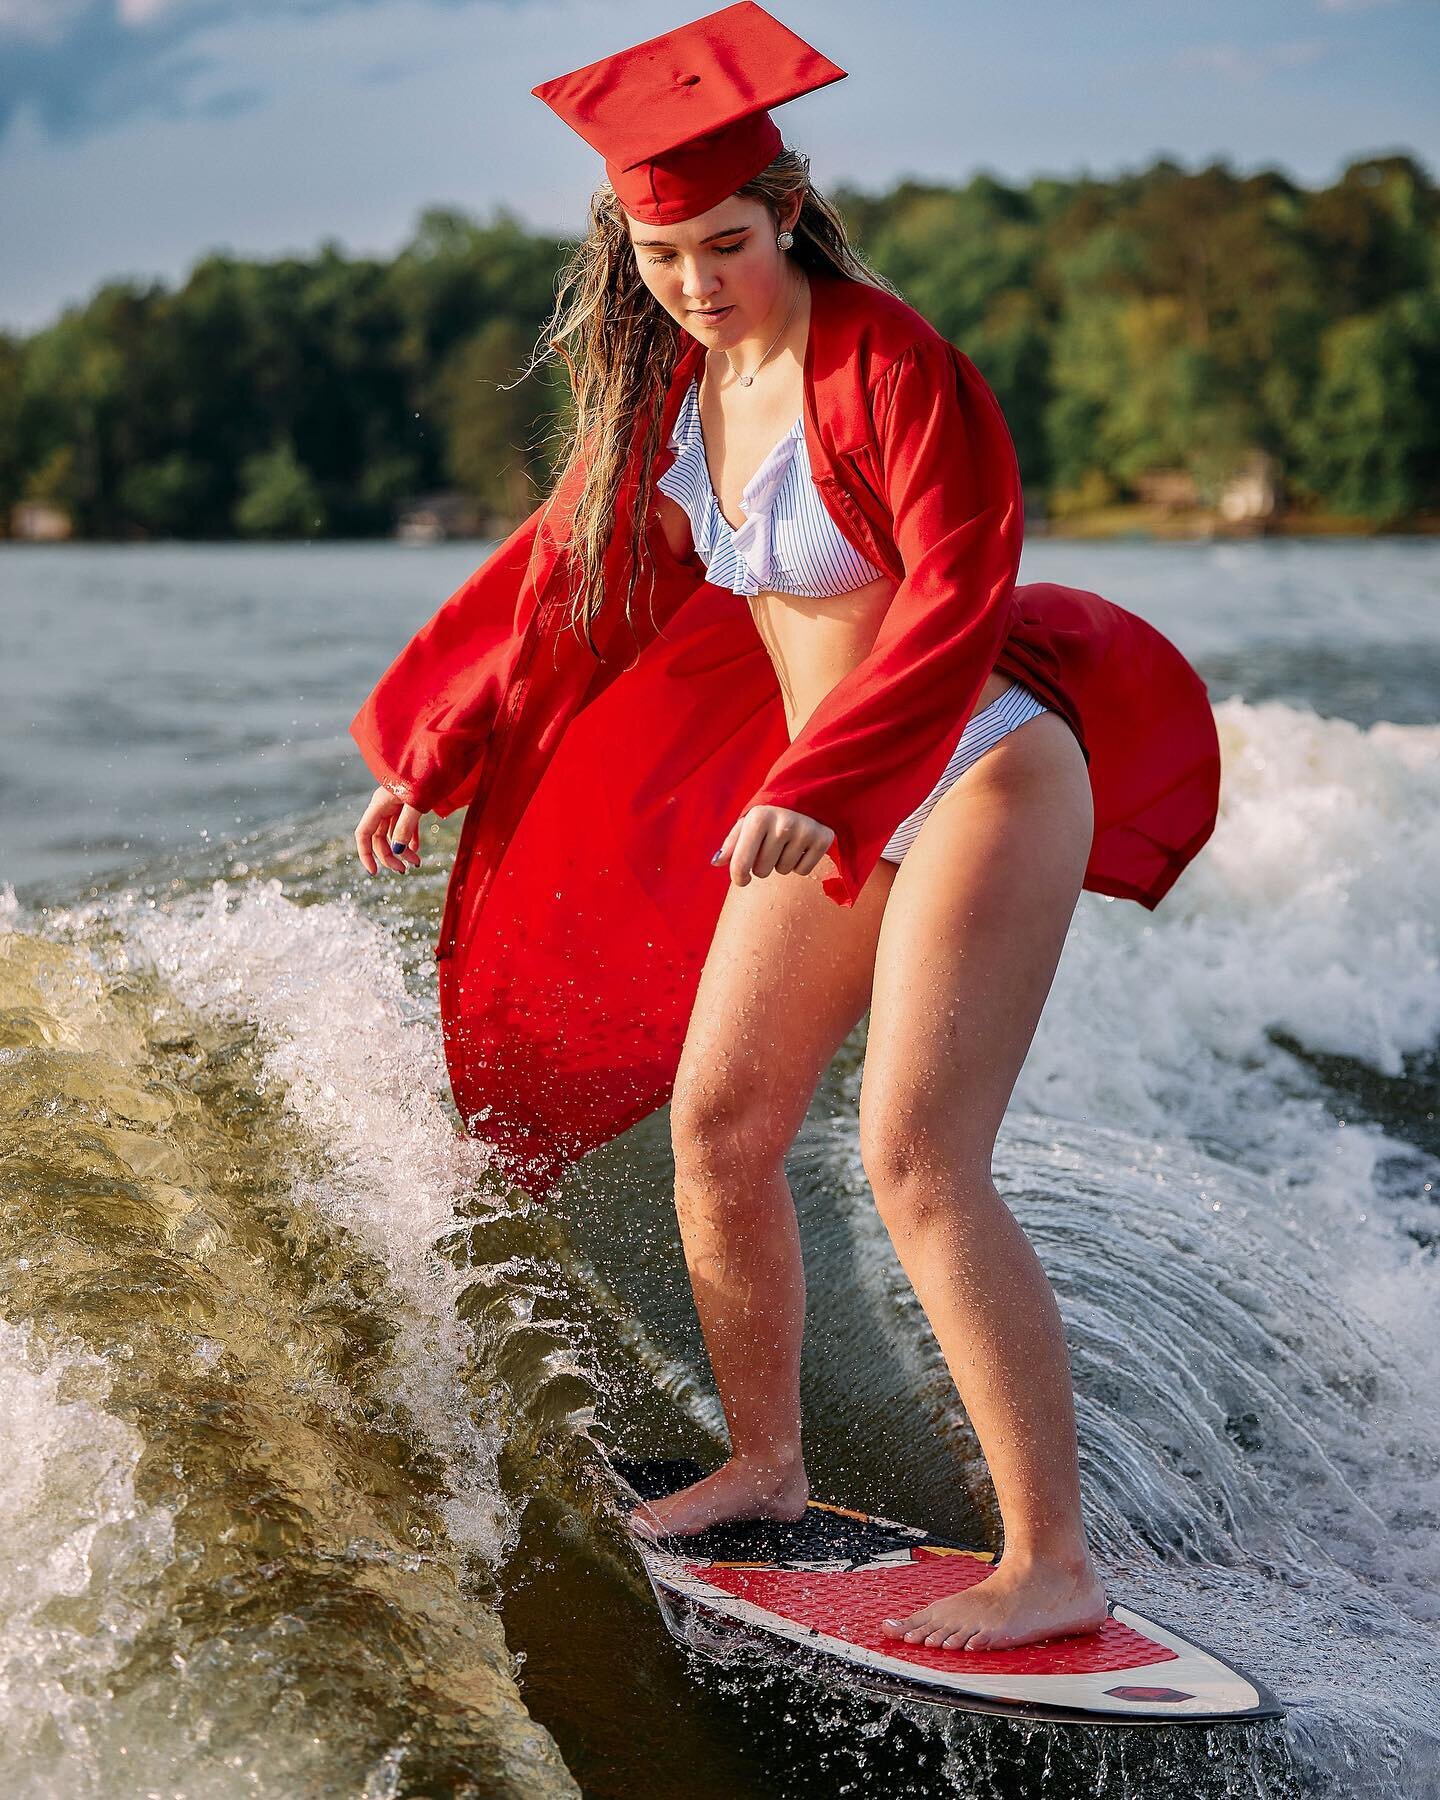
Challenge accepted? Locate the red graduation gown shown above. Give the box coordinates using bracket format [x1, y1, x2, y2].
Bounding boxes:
[351, 269, 1220, 1198]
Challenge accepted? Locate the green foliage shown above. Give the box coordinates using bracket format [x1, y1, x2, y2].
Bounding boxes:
[118, 452, 209, 536]
[0, 332, 25, 525]
[233, 440, 327, 538]
[435, 316, 559, 522]
[859, 177, 1055, 480]
[2, 160, 1435, 540]
[831, 154, 1435, 524]
[1290, 294, 1440, 521]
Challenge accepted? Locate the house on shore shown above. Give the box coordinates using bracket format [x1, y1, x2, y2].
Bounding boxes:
[10, 500, 73, 541]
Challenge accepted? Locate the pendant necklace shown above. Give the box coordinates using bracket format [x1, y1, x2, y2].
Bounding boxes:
[728, 273, 806, 388]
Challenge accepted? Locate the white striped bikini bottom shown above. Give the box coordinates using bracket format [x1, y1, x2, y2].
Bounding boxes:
[879, 683, 1051, 865]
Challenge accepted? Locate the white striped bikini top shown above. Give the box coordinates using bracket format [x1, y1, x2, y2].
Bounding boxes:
[656, 375, 887, 600]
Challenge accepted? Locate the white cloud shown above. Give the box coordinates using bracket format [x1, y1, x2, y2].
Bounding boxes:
[118, 0, 189, 24]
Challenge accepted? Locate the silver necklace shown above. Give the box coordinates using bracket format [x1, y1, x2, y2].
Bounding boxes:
[728, 273, 806, 387]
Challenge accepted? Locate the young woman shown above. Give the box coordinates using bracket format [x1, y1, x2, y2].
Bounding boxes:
[350, 6, 1220, 1656]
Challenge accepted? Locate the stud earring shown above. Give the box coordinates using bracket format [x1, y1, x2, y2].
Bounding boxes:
[776, 229, 795, 249]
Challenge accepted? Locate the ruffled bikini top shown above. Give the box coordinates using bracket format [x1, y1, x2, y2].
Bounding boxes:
[655, 376, 886, 600]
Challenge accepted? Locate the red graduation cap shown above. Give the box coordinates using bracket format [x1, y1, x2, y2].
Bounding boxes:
[532, 2, 846, 226]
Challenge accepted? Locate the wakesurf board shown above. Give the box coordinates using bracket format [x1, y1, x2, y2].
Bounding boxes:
[605, 1456, 1283, 1727]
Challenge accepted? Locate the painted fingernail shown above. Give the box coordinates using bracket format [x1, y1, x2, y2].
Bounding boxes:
[711, 850, 725, 864]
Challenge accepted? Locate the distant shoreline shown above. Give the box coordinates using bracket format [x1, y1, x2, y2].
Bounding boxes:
[5, 510, 1440, 549]
[1028, 506, 1440, 542]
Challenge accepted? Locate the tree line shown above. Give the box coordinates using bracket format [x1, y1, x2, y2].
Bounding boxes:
[1, 151, 1434, 539]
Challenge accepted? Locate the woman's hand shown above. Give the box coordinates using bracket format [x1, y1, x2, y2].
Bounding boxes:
[711, 806, 835, 886]
[355, 785, 424, 875]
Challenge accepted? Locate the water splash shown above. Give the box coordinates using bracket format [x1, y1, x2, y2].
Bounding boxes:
[820, 698, 1440, 1795]
[0, 910, 578, 1797]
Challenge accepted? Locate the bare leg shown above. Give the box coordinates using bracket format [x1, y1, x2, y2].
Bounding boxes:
[861, 709, 1110, 1651]
[628, 845, 892, 1539]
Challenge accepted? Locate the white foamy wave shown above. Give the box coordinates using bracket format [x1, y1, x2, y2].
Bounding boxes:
[1012, 696, 1439, 1364]
[1017, 697, 1440, 1136]
[86, 879, 517, 1560]
[0, 1320, 174, 1787]
[822, 697, 1440, 1792]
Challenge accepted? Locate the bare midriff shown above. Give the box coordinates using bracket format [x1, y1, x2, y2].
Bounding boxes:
[654, 488, 1013, 740]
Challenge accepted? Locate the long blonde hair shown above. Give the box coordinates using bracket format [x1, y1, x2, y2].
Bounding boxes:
[519, 146, 899, 655]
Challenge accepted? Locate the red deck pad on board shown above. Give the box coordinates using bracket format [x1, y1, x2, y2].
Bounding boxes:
[689, 1561, 1179, 1677]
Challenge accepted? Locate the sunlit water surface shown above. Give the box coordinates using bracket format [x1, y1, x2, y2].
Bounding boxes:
[1, 537, 1437, 1798]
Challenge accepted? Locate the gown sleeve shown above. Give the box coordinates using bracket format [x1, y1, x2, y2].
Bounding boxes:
[349, 447, 708, 821]
[740, 334, 1025, 906]
[348, 499, 553, 818]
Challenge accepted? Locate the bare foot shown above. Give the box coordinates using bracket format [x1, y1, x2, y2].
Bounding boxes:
[628, 1455, 810, 1540]
[879, 1550, 1109, 1653]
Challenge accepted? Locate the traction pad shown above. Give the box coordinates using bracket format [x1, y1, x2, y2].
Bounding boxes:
[612, 1456, 1175, 1679]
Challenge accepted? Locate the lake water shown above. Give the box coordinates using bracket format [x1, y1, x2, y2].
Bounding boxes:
[1, 537, 1437, 1798]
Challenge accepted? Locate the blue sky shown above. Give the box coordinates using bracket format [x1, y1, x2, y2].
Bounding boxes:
[1, 0, 1435, 335]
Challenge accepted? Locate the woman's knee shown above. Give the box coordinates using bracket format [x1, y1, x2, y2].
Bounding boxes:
[857, 1091, 996, 1218]
[670, 1066, 798, 1176]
